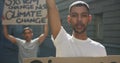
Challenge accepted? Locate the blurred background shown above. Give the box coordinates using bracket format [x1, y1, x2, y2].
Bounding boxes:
[0, 0, 120, 63]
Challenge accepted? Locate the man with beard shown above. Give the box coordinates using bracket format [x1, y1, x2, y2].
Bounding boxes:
[46, 0, 107, 57]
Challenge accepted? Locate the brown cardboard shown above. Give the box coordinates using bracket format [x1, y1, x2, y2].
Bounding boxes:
[23, 55, 120, 63]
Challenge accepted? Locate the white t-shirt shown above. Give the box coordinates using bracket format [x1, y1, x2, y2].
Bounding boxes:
[52, 27, 107, 57]
[16, 38, 40, 63]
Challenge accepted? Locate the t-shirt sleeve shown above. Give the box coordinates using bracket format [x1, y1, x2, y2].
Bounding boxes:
[52, 26, 71, 46]
[92, 40, 107, 56]
[15, 38, 24, 46]
[32, 38, 40, 45]
[98, 43, 107, 56]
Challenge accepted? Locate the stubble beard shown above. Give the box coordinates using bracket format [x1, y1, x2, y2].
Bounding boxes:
[73, 22, 87, 34]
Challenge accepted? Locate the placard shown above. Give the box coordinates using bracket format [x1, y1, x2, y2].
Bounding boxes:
[24, 55, 120, 63]
[2, 0, 47, 25]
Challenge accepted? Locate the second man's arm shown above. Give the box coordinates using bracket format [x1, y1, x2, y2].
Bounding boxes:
[38, 22, 48, 43]
[3, 25, 17, 44]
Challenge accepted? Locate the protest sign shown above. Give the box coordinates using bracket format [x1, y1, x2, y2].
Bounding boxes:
[2, 0, 47, 25]
[24, 55, 120, 63]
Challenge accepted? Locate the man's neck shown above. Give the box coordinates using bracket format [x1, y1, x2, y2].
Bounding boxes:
[26, 40, 31, 42]
[73, 32, 87, 40]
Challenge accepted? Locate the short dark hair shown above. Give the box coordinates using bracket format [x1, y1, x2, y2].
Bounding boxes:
[69, 1, 89, 13]
[22, 27, 33, 34]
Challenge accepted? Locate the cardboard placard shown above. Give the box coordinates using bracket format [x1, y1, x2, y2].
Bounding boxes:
[2, 0, 47, 25]
[23, 55, 120, 63]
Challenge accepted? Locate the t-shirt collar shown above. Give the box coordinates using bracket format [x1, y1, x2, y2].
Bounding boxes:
[72, 35, 91, 43]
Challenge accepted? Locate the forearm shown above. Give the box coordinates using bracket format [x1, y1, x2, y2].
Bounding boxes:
[38, 23, 48, 43]
[46, 0, 61, 39]
[44, 23, 48, 37]
[3, 25, 9, 38]
[46, 0, 56, 9]
[3, 25, 16, 44]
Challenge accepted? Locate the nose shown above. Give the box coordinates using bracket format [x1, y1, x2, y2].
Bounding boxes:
[25, 35, 29, 38]
[77, 15, 82, 22]
[24, 33, 30, 37]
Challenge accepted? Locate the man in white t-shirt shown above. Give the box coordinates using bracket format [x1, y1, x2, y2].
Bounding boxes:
[46, 0, 107, 57]
[3, 23, 48, 63]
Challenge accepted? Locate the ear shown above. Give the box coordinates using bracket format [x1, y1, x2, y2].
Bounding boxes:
[67, 15, 71, 24]
[88, 14, 92, 23]
[32, 33, 33, 36]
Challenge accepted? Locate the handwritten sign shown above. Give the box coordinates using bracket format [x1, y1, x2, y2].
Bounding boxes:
[2, 0, 47, 25]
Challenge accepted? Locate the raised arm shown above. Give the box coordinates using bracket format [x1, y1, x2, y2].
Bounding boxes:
[3, 25, 17, 44]
[46, 0, 62, 39]
[38, 22, 48, 43]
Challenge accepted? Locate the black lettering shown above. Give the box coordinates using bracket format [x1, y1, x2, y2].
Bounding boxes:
[18, 11, 28, 17]
[32, 0, 39, 5]
[28, 5, 34, 9]
[41, 17, 46, 23]
[5, 10, 14, 20]
[35, 5, 42, 10]
[5, 0, 12, 6]
[9, 5, 34, 9]
[18, 12, 23, 17]
[16, 18, 42, 24]
[23, 0, 38, 4]
[23, 0, 31, 4]
[31, 11, 36, 17]
[36, 10, 42, 17]
[16, 18, 23, 23]
[24, 12, 31, 17]
[20, 5, 33, 9]
[13, 0, 21, 5]
[17, 18, 41, 23]
[43, 4, 47, 9]
[5, 0, 21, 6]
[9, 5, 19, 9]
[36, 18, 41, 23]
[18, 11, 38, 17]
[24, 18, 30, 23]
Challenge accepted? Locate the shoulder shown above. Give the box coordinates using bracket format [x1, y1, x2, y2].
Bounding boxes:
[16, 38, 24, 42]
[88, 38, 107, 56]
[52, 26, 72, 45]
[32, 38, 39, 42]
[15, 38, 25, 45]
[53, 26, 71, 40]
[89, 38, 105, 48]
[31, 38, 40, 45]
